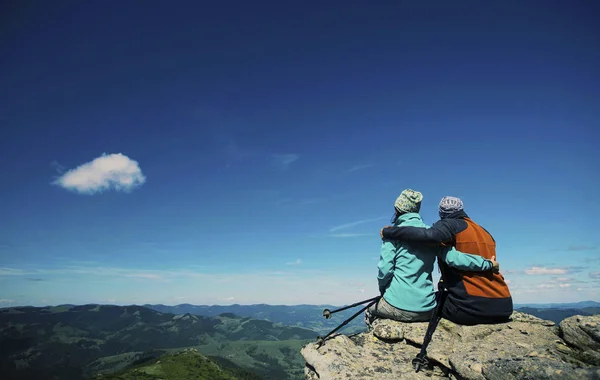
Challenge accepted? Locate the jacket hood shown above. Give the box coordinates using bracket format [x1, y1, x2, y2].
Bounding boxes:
[395, 212, 423, 225]
[440, 209, 469, 220]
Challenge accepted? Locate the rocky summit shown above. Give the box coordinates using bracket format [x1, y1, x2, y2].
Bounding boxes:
[301, 312, 600, 379]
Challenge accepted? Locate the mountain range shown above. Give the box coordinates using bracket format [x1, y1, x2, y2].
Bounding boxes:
[144, 300, 600, 334]
[513, 301, 600, 309]
[144, 303, 366, 336]
[0, 304, 316, 380]
[2, 301, 599, 379]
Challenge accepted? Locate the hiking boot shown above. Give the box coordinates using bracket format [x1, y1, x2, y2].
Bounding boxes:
[364, 309, 376, 329]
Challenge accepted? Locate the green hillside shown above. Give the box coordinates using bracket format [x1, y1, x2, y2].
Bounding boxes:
[0, 305, 316, 380]
[85, 340, 308, 380]
[94, 348, 260, 380]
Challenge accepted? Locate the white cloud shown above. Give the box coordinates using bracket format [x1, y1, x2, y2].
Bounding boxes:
[347, 164, 374, 173]
[53, 153, 146, 194]
[65, 266, 205, 279]
[503, 269, 523, 275]
[0, 268, 26, 276]
[0, 264, 379, 306]
[506, 277, 600, 303]
[0, 299, 16, 304]
[0, 265, 204, 280]
[329, 216, 386, 232]
[537, 284, 557, 289]
[4, 262, 598, 306]
[566, 245, 597, 251]
[125, 273, 163, 281]
[329, 233, 372, 238]
[271, 154, 299, 170]
[555, 277, 573, 282]
[590, 271, 600, 279]
[225, 141, 255, 161]
[299, 198, 323, 205]
[286, 259, 302, 266]
[50, 160, 66, 174]
[524, 267, 568, 275]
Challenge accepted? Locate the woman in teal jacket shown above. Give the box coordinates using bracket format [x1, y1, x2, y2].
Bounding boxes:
[365, 189, 497, 325]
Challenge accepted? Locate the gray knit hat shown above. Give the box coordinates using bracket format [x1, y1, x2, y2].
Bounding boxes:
[394, 189, 423, 213]
[438, 196, 464, 216]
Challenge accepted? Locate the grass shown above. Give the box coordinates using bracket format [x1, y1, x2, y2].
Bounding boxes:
[95, 349, 243, 380]
[87, 339, 311, 379]
[86, 351, 146, 375]
[193, 339, 310, 379]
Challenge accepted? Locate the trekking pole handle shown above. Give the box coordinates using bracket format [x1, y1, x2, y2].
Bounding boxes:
[322, 296, 380, 318]
[317, 297, 380, 347]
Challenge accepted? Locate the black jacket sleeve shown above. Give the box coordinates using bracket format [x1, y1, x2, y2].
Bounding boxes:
[381, 219, 464, 244]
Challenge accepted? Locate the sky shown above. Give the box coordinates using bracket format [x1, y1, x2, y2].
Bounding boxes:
[1, 1, 599, 307]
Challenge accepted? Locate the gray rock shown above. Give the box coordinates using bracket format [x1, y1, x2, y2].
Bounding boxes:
[301, 333, 440, 379]
[302, 313, 600, 379]
[560, 314, 600, 365]
[483, 357, 600, 380]
[509, 311, 555, 326]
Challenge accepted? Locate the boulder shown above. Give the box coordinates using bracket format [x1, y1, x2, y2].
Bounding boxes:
[301, 312, 600, 379]
[560, 314, 600, 366]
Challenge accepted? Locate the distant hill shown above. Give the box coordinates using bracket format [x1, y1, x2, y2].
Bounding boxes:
[144, 300, 600, 334]
[144, 303, 369, 335]
[514, 306, 600, 325]
[514, 301, 600, 309]
[0, 304, 316, 380]
[4, 301, 597, 379]
[94, 348, 260, 380]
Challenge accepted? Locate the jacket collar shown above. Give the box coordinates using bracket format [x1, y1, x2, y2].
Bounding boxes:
[395, 212, 423, 225]
[440, 209, 469, 220]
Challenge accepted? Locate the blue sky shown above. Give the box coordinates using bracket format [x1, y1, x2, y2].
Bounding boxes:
[1, 1, 598, 307]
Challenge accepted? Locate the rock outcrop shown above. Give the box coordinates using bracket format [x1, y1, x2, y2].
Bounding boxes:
[301, 312, 600, 379]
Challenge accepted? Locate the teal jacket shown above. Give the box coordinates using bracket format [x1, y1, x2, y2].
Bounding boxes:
[377, 213, 493, 313]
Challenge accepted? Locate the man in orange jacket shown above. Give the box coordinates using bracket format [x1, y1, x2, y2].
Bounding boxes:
[380, 196, 513, 325]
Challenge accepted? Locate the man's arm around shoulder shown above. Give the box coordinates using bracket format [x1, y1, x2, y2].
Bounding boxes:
[380, 219, 457, 243]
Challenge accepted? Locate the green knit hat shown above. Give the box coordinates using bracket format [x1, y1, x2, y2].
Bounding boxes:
[394, 189, 423, 213]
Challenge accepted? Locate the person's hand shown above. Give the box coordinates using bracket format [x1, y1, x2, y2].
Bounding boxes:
[380, 226, 391, 240]
[490, 255, 500, 273]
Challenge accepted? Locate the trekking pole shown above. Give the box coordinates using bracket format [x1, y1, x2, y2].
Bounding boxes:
[317, 296, 381, 348]
[322, 296, 381, 319]
[412, 283, 447, 372]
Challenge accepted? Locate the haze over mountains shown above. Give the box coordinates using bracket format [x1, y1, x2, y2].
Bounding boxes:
[0, 304, 316, 380]
[513, 301, 600, 309]
[144, 301, 600, 333]
[1, 301, 599, 379]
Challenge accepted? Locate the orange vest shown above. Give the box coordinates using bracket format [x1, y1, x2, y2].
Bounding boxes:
[454, 218, 511, 299]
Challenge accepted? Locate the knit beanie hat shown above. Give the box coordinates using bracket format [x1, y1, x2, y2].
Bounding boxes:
[394, 189, 423, 213]
[438, 196, 464, 217]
